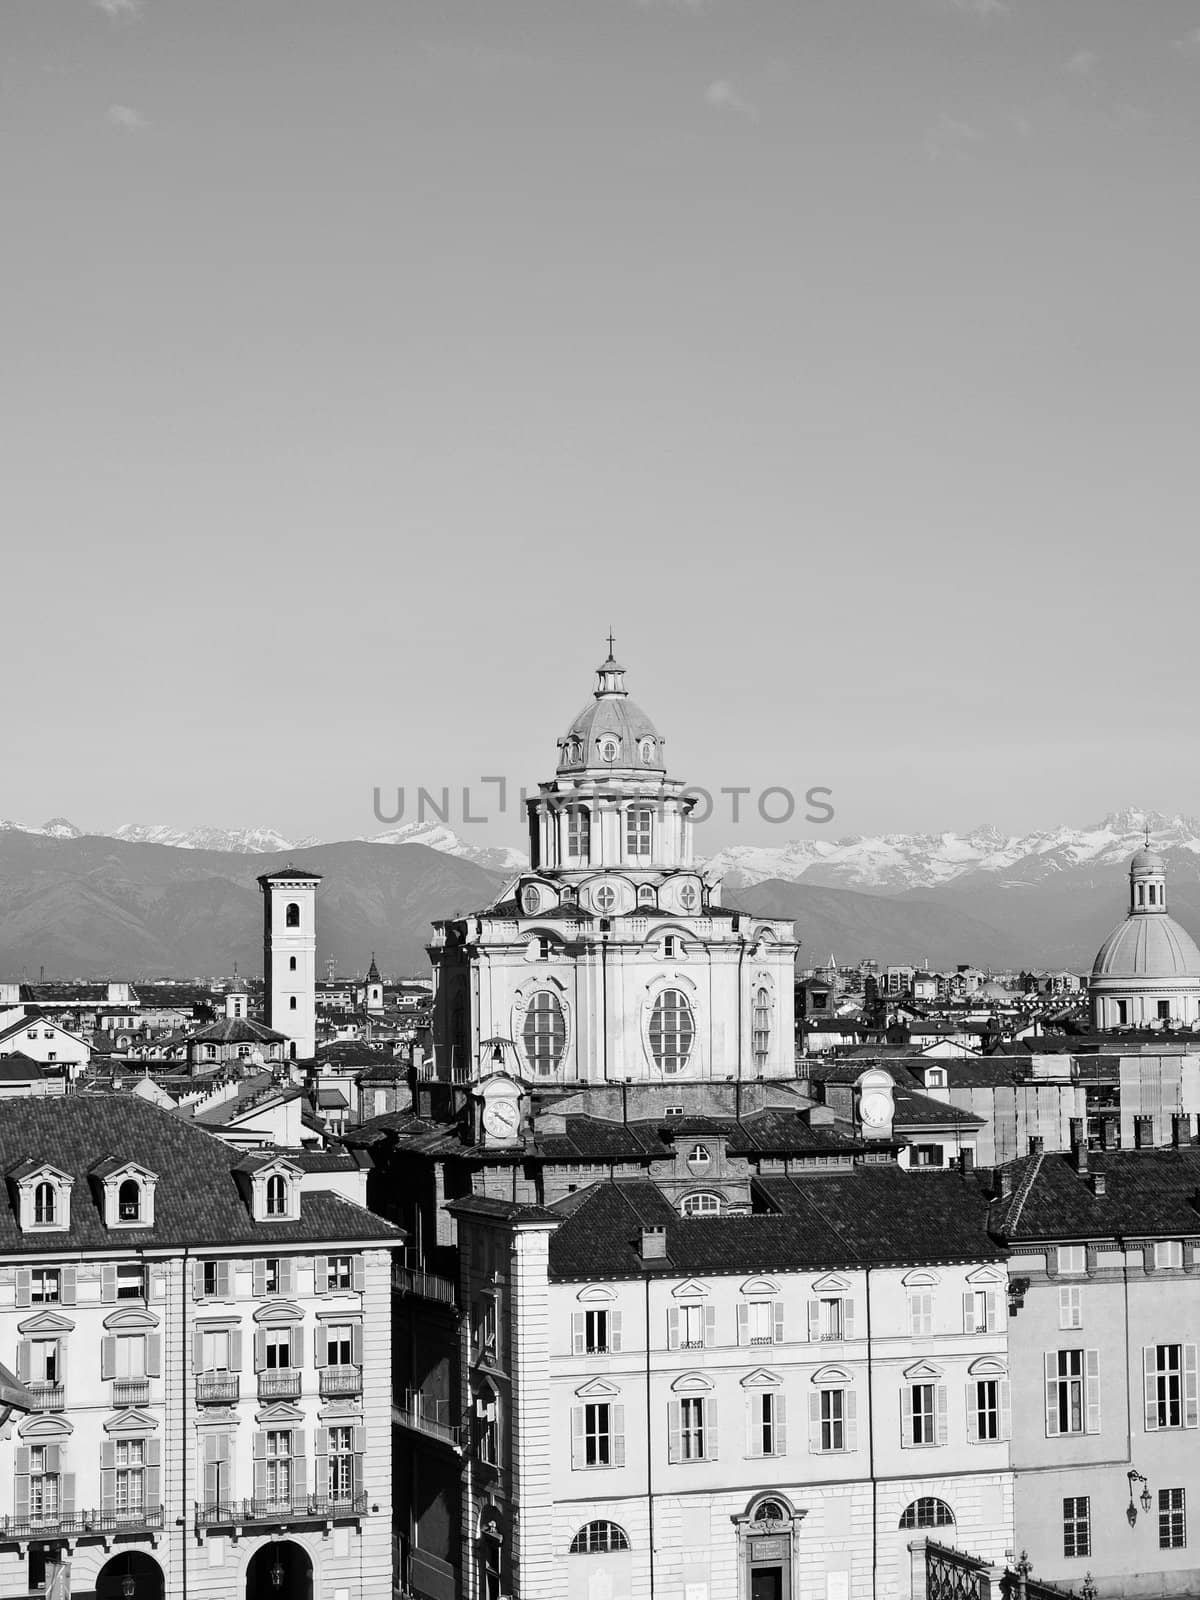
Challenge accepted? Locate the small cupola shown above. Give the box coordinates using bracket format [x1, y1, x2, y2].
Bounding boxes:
[91, 1158, 158, 1229]
[1129, 844, 1168, 915]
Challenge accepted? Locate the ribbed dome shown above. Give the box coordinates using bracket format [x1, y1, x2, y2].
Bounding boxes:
[1091, 914, 1200, 980]
[1130, 846, 1166, 873]
[557, 651, 666, 775]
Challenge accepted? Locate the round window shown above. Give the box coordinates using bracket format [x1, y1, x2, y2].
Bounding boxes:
[679, 884, 698, 910]
[595, 885, 617, 913]
[522, 887, 541, 915]
[598, 737, 620, 763]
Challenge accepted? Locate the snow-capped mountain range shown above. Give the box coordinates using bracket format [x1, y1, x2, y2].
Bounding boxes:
[1, 808, 1193, 894]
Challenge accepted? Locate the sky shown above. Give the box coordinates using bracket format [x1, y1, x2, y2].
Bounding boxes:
[3, 0, 1200, 853]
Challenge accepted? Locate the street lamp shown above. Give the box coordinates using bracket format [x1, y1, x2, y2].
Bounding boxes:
[270, 1554, 286, 1590]
[1127, 1468, 1151, 1526]
[122, 1578, 136, 1600]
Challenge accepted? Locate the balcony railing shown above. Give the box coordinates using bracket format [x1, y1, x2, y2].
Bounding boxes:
[393, 1389, 463, 1450]
[392, 1265, 459, 1309]
[25, 1382, 65, 1413]
[319, 1365, 362, 1399]
[196, 1373, 240, 1404]
[112, 1377, 150, 1407]
[0, 1505, 164, 1542]
[257, 1371, 301, 1400]
[195, 1493, 367, 1529]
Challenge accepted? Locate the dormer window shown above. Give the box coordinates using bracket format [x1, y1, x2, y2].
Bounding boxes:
[12, 1164, 73, 1234]
[639, 738, 657, 763]
[34, 1183, 57, 1226]
[638, 884, 656, 908]
[598, 736, 620, 763]
[95, 1161, 157, 1230]
[119, 1179, 141, 1222]
[266, 1175, 288, 1216]
[244, 1158, 302, 1223]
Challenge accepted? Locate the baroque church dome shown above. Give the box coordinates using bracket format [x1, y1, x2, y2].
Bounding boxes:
[1089, 846, 1200, 1029]
[1091, 915, 1200, 981]
[557, 646, 666, 776]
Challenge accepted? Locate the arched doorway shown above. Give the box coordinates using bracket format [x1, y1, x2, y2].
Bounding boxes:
[246, 1539, 314, 1599]
[96, 1551, 165, 1600]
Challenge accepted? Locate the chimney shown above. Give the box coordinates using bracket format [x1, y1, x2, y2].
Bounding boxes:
[640, 1226, 668, 1261]
[1091, 1173, 1107, 1197]
[1069, 1117, 1085, 1149]
[959, 1148, 975, 1173]
[1029, 1135, 1044, 1156]
[1174, 1114, 1191, 1148]
[1072, 1141, 1089, 1175]
[1135, 1116, 1154, 1150]
[1102, 1119, 1119, 1151]
[997, 1169, 1013, 1200]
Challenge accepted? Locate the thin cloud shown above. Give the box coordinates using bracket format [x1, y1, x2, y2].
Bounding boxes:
[924, 111, 982, 160]
[637, 0, 709, 11]
[92, 0, 143, 20]
[936, 0, 1010, 20]
[1064, 49, 1097, 77]
[107, 103, 147, 131]
[1171, 26, 1200, 50]
[704, 79, 759, 122]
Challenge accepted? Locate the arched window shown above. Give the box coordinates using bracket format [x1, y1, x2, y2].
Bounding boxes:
[567, 807, 590, 860]
[289, 956, 297, 971]
[626, 808, 653, 858]
[266, 1175, 288, 1216]
[118, 1178, 141, 1221]
[1138, 884, 1146, 906]
[752, 987, 771, 1069]
[637, 884, 656, 907]
[285, 902, 300, 928]
[570, 1522, 631, 1554]
[681, 1192, 721, 1216]
[899, 1499, 955, 1530]
[755, 1500, 788, 1523]
[33, 1181, 56, 1225]
[687, 1145, 711, 1168]
[639, 739, 657, 764]
[598, 736, 620, 764]
[289, 996, 297, 1011]
[649, 989, 694, 1075]
[523, 992, 566, 1076]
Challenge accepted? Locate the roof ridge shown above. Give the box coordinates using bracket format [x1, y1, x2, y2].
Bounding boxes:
[1003, 1150, 1045, 1233]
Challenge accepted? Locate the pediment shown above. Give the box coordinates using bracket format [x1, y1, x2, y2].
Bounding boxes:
[903, 1360, 944, 1381]
[811, 1365, 852, 1385]
[256, 1401, 304, 1424]
[967, 1357, 1008, 1377]
[810, 1273, 851, 1294]
[576, 1285, 616, 1303]
[17, 1414, 72, 1439]
[670, 1371, 713, 1394]
[574, 1378, 621, 1399]
[965, 1265, 1005, 1285]
[902, 1269, 940, 1288]
[741, 1277, 779, 1297]
[671, 1279, 710, 1300]
[104, 1407, 159, 1436]
[252, 1300, 304, 1324]
[739, 1368, 782, 1390]
[17, 1310, 75, 1336]
[103, 1307, 158, 1330]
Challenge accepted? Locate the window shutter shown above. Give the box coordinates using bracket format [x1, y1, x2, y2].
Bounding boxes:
[1185, 1345, 1199, 1428]
[203, 1435, 221, 1503]
[101, 1336, 117, 1381]
[101, 1440, 117, 1511]
[703, 1305, 716, 1348]
[612, 1404, 626, 1467]
[102, 1264, 117, 1303]
[14, 1446, 30, 1519]
[775, 1392, 788, 1455]
[999, 1380, 1012, 1441]
[314, 1428, 329, 1499]
[962, 1293, 976, 1334]
[966, 1383, 979, 1443]
[55, 1338, 67, 1389]
[668, 1400, 682, 1463]
[280, 1258, 295, 1296]
[570, 1406, 585, 1469]
[216, 1261, 232, 1298]
[843, 1298, 856, 1340]
[986, 1290, 1000, 1330]
[808, 1392, 822, 1453]
[1143, 1243, 1156, 1275]
[773, 1302, 785, 1344]
[351, 1322, 363, 1368]
[16, 1341, 31, 1384]
[192, 1328, 206, 1372]
[146, 1438, 162, 1505]
[291, 1432, 306, 1502]
[253, 1259, 267, 1297]
[61, 1267, 76, 1307]
[746, 1396, 761, 1458]
[1045, 1353, 1060, 1437]
[352, 1255, 366, 1292]
[807, 1299, 820, 1341]
[353, 1437, 365, 1502]
[60, 1473, 76, 1517]
[194, 1261, 206, 1300]
[572, 1314, 586, 1356]
[146, 1334, 162, 1377]
[290, 1325, 304, 1367]
[1144, 1347, 1159, 1431]
[314, 1256, 329, 1295]
[610, 1311, 623, 1353]
[254, 1329, 267, 1372]
[901, 1384, 914, 1447]
[230, 1328, 243, 1372]
[252, 1431, 267, 1501]
[845, 1389, 858, 1453]
[935, 1385, 949, 1446]
[315, 1324, 329, 1368]
[15, 1269, 30, 1308]
[737, 1303, 749, 1346]
[1085, 1349, 1101, 1434]
[667, 1308, 680, 1350]
[705, 1398, 718, 1460]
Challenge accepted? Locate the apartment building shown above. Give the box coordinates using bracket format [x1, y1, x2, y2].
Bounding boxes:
[0, 1095, 401, 1599]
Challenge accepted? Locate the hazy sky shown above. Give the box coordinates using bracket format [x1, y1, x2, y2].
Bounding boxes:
[4, 0, 1200, 852]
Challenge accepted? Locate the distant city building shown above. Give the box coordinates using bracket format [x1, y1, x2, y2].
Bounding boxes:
[259, 866, 321, 1060]
[1090, 849, 1200, 1029]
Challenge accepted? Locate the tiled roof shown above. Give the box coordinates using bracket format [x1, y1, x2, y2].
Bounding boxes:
[257, 866, 324, 882]
[0, 1096, 401, 1255]
[546, 1168, 1002, 1281]
[990, 1148, 1200, 1242]
[891, 1087, 985, 1128]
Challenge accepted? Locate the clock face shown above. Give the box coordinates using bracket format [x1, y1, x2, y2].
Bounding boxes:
[860, 1091, 892, 1128]
[482, 1099, 520, 1139]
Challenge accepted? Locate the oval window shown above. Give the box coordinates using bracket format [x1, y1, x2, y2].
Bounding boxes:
[523, 991, 566, 1075]
[595, 885, 617, 913]
[522, 886, 541, 915]
[598, 737, 620, 763]
[649, 989, 695, 1075]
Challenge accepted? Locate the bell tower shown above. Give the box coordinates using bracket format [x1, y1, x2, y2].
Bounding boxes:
[258, 865, 322, 1060]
